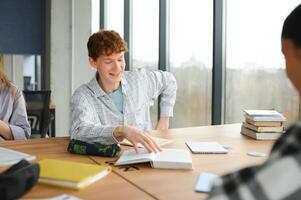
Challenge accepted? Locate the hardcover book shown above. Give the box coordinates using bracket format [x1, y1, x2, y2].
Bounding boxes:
[244, 109, 286, 122]
[242, 122, 284, 133]
[241, 126, 283, 140]
[245, 118, 283, 127]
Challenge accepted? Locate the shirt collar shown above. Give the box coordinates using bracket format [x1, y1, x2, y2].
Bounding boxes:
[120, 74, 128, 96]
[87, 72, 128, 98]
[87, 73, 106, 98]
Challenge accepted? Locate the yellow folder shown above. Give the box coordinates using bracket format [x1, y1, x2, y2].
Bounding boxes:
[38, 159, 111, 189]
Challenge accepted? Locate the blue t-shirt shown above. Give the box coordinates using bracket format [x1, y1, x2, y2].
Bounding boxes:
[108, 86, 124, 114]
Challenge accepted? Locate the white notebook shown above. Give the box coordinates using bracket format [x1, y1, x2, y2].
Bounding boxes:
[195, 173, 219, 193]
[115, 148, 192, 170]
[121, 136, 172, 148]
[186, 142, 228, 154]
[0, 147, 36, 167]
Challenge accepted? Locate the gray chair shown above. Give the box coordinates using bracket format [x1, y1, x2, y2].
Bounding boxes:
[23, 90, 51, 138]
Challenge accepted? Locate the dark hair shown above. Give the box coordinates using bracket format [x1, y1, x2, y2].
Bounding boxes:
[281, 4, 301, 48]
[87, 30, 128, 60]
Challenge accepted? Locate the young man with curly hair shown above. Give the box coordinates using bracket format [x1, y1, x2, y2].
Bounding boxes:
[70, 30, 177, 153]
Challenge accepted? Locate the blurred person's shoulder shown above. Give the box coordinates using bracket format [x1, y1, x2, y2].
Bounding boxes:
[270, 120, 301, 157]
[0, 83, 20, 102]
[284, 121, 301, 137]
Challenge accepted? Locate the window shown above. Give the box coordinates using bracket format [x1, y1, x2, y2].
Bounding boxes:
[169, 0, 213, 128]
[23, 55, 42, 91]
[107, 0, 124, 37]
[91, 0, 100, 33]
[132, 0, 159, 127]
[225, 0, 300, 124]
[132, 0, 159, 71]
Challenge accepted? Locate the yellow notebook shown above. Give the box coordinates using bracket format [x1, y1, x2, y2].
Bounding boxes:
[38, 159, 111, 190]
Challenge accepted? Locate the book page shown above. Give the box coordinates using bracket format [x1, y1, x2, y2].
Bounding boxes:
[0, 147, 36, 167]
[115, 148, 155, 165]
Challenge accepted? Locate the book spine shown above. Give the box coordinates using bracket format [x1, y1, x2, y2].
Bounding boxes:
[241, 126, 282, 140]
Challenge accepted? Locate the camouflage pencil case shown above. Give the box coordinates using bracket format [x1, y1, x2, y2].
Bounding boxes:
[67, 139, 121, 157]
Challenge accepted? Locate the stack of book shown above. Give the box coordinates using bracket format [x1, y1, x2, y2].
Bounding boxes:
[241, 109, 286, 140]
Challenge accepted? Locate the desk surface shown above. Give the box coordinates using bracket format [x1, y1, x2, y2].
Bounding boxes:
[0, 124, 274, 200]
[0, 138, 154, 200]
[91, 124, 274, 200]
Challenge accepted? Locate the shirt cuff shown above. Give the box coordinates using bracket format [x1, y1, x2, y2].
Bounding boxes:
[101, 126, 119, 144]
[9, 125, 29, 140]
[160, 105, 174, 117]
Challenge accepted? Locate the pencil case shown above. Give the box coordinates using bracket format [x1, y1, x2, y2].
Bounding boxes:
[67, 139, 121, 157]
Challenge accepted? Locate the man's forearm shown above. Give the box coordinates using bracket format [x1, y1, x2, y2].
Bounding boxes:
[156, 117, 170, 130]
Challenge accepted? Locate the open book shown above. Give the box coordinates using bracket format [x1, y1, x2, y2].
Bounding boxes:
[120, 136, 172, 148]
[39, 159, 111, 189]
[115, 148, 192, 170]
[0, 147, 36, 167]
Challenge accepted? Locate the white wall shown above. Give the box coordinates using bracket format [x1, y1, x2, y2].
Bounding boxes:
[51, 0, 95, 137]
[72, 0, 95, 91]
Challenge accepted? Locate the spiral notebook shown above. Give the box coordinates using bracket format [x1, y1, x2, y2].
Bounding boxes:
[185, 142, 228, 154]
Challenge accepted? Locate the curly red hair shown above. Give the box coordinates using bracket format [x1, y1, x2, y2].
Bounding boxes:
[87, 30, 128, 60]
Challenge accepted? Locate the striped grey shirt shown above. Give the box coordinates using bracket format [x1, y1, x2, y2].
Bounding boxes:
[70, 68, 177, 144]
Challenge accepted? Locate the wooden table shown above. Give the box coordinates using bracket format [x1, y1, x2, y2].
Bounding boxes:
[91, 124, 274, 200]
[0, 138, 154, 200]
[0, 124, 274, 200]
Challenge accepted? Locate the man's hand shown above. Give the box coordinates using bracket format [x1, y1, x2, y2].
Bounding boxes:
[114, 125, 161, 153]
[155, 117, 169, 130]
